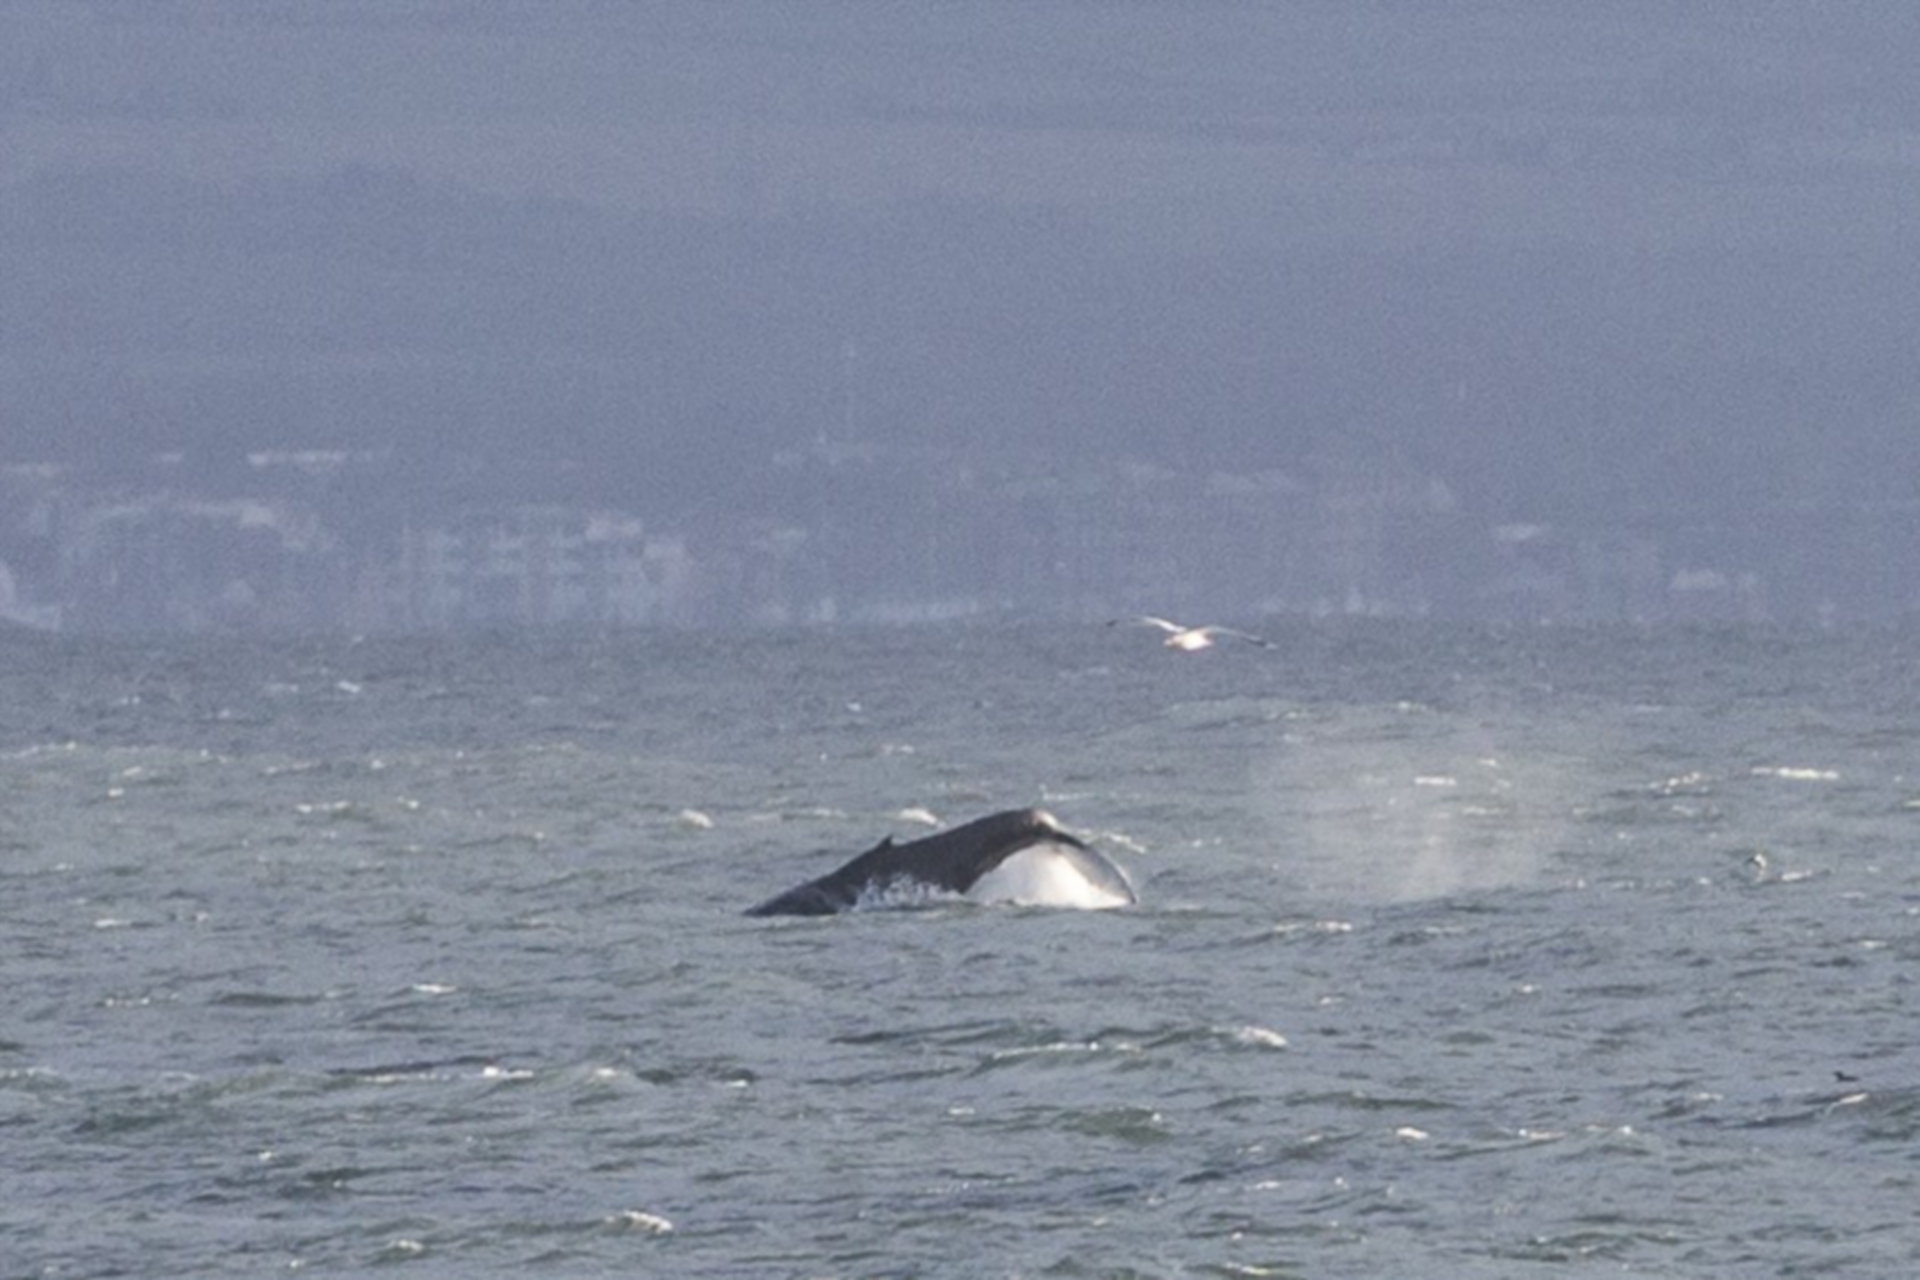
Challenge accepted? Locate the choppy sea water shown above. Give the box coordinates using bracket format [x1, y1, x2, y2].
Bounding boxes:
[3, 622, 1918, 1278]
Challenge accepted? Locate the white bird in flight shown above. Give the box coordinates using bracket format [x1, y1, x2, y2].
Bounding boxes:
[1113, 616, 1274, 652]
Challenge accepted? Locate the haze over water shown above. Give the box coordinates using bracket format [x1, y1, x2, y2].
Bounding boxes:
[6, 4, 1920, 628]
[6, 622, 1918, 1275]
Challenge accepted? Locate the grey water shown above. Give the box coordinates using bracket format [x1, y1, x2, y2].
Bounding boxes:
[4, 622, 1918, 1278]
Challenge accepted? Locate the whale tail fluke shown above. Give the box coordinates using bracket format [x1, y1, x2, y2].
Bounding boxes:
[745, 808, 1134, 916]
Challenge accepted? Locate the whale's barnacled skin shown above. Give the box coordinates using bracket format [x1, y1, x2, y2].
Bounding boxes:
[745, 808, 1135, 916]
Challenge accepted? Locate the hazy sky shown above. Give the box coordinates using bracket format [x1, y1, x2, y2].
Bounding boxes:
[11, 4, 1917, 244]
[4, 3, 1918, 536]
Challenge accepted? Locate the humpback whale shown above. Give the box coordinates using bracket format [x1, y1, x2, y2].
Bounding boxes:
[745, 808, 1136, 916]
[1113, 615, 1273, 651]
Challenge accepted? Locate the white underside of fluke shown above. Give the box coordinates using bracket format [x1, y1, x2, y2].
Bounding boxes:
[965, 845, 1134, 910]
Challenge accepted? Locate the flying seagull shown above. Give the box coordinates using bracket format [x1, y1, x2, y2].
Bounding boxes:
[1112, 615, 1274, 652]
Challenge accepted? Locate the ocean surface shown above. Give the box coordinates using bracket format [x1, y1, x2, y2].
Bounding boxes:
[4, 621, 1918, 1278]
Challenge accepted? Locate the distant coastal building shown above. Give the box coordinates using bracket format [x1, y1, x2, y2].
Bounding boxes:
[366, 506, 678, 630]
[6, 457, 688, 633]
[0, 444, 1904, 632]
[59, 493, 338, 632]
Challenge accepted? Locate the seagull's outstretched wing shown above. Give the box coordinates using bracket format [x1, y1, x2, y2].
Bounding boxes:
[1110, 616, 1272, 650]
[1112, 615, 1186, 634]
[1202, 625, 1274, 649]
